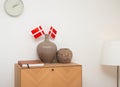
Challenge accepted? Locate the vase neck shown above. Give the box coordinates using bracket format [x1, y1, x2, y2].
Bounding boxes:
[44, 34, 49, 41]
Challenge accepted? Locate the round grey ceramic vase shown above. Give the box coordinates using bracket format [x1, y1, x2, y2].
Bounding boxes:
[37, 34, 57, 63]
[57, 48, 72, 63]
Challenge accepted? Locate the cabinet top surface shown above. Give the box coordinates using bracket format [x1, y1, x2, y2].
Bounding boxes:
[15, 62, 82, 69]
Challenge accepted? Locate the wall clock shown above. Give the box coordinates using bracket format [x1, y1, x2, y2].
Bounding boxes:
[4, 0, 24, 17]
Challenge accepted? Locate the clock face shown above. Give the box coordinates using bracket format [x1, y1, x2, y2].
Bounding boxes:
[4, 0, 24, 17]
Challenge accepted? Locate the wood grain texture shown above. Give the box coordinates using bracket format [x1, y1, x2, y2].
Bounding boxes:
[15, 63, 82, 87]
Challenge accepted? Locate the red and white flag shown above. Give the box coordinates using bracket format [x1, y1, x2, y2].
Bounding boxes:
[48, 26, 57, 39]
[31, 26, 45, 39]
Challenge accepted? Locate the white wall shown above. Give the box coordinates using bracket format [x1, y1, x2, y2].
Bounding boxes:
[0, 0, 120, 87]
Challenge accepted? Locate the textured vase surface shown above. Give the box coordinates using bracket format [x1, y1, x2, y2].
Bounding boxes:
[57, 48, 72, 63]
[37, 34, 57, 63]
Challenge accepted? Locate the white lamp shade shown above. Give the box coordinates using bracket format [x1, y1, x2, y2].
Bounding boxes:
[102, 41, 120, 66]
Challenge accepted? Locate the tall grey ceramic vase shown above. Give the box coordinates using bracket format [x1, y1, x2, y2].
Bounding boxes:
[37, 34, 57, 63]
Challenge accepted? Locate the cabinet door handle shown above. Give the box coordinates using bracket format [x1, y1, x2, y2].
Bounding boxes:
[51, 68, 54, 71]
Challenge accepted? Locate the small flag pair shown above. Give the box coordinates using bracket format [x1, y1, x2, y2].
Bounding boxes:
[31, 26, 57, 39]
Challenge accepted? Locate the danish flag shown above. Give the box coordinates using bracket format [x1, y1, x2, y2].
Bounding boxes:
[48, 26, 57, 39]
[31, 26, 45, 39]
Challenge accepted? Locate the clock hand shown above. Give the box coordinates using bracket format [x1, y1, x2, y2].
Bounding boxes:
[12, 4, 19, 8]
[12, 0, 21, 8]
